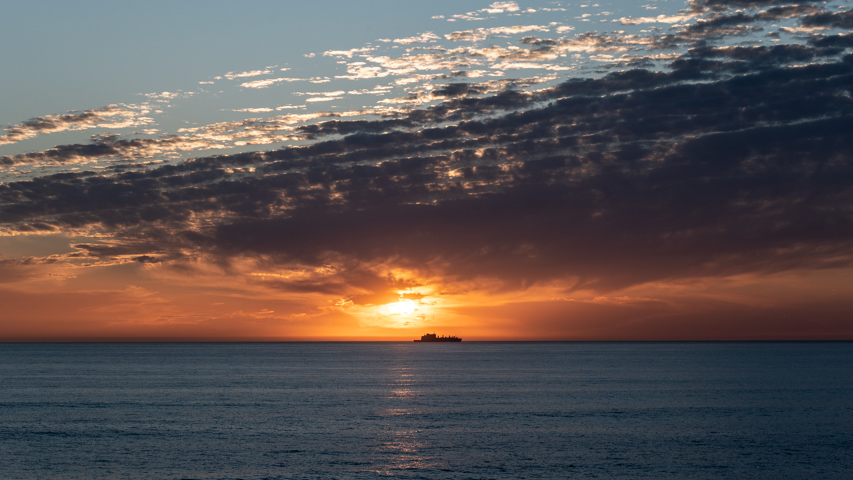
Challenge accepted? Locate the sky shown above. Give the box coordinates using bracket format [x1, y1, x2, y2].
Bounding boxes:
[1, 0, 852, 341]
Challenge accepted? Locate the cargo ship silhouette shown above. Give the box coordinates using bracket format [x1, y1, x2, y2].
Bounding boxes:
[414, 333, 462, 342]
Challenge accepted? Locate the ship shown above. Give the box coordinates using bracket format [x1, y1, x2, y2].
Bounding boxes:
[414, 333, 462, 342]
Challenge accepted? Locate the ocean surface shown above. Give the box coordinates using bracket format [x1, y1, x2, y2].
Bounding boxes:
[1, 342, 851, 479]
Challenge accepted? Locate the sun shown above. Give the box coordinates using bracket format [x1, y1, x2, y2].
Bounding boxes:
[382, 299, 419, 316]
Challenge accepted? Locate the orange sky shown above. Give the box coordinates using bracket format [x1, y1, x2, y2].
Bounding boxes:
[2, 234, 851, 341]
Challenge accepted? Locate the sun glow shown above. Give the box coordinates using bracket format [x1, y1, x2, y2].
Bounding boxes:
[382, 299, 419, 316]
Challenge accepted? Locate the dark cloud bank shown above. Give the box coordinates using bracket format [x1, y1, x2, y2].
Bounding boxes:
[2, 0, 852, 299]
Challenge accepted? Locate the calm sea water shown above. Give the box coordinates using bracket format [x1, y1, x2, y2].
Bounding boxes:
[1, 342, 851, 479]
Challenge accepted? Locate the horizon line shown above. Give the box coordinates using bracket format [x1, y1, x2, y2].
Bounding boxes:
[2, 338, 851, 343]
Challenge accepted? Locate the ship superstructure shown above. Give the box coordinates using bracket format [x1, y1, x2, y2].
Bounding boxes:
[414, 333, 462, 342]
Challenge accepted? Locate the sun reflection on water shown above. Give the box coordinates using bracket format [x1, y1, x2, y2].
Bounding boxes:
[371, 359, 442, 473]
[373, 429, 434, 474]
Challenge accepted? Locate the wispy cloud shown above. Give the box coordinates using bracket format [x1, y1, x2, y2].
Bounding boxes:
[448, 1, 525, 22]
[223, 68, 274, 80]
[393, 32, 441, 44]
[445, 25, 550, 42]
[0, 105, 151, 146]
[323, 46, 377, 58]
[618, 13, 699, 25]
[239, 77, 306, 89]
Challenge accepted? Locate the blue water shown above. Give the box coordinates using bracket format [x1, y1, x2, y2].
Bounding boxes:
[1, 342, 851, 479]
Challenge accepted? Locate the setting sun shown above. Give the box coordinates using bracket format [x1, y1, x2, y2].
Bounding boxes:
[382, 299, 419, 316]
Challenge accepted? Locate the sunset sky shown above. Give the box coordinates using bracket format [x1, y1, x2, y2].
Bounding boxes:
[2, 0, 852, 341]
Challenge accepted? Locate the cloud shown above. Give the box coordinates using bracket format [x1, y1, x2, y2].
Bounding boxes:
[448, 1, 523, 22]
[754, 5, 824, 21]
[486, 2, 520, 14]
[329, 31, 657, 82]
[0, 135, 224, 167]
[445, 25, 550, 42]
[393, 32, 441, 44]
[619, 13, 699, 25]
[801, 9, 853, 30]
[6, 40, 852, 293]
[687, 0, 825, 13]
[231, 107, 276, 113]
[223, 69, 274, 80]
[1, 104, 419, 169]
[239, 77, 305, 89]
[143, 91, 195, 101]
[323, 46, 377, 58]
[0, 105, 150, 146]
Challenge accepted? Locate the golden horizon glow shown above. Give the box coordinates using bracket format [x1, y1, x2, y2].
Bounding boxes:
[0, 244, 851, 341]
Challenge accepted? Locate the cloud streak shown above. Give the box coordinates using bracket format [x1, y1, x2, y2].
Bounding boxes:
[0, 105, 151, 146]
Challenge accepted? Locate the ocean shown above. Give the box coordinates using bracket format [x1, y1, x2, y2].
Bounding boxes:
[1, 342, 851, 479]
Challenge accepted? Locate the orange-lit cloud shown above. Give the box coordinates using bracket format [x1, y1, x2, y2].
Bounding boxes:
[0, 105, 152, 146]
